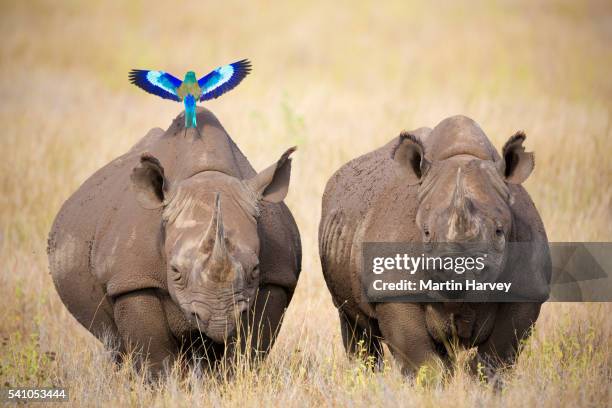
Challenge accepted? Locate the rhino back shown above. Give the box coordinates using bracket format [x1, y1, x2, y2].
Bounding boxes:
[423, 115, 500, 161]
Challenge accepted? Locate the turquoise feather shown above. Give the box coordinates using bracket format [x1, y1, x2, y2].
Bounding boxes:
[129, 60, 252, 128]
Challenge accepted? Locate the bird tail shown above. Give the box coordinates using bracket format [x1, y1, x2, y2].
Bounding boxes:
[184, 95, 197, 128]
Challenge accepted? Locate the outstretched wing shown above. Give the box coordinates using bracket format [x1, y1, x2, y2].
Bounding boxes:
[129, 70, 182, 101]
[198, 59, 252, 101]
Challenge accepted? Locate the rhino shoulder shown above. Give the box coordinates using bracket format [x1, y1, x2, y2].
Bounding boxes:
[257, 202, 301, 293]
[91, 197, 167, 298]
[509, 185, 547, 242]
[506, 184, 551, 299]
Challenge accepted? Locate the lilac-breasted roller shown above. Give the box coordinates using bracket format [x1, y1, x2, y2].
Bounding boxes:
[129, 59, 251, 128]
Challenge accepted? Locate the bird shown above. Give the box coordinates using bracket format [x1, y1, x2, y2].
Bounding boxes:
[129, 59, 252, 128]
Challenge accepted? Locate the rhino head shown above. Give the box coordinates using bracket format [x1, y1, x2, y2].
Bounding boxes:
[130, 147, 295, 343]
[393, 117, 535, 285]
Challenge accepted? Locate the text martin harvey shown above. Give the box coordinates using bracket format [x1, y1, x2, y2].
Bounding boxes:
[372, 279, 513, 293]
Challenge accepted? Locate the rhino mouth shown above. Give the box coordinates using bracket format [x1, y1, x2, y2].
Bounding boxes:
[426, 253, 500, 300]
[183, 299, 250, 343]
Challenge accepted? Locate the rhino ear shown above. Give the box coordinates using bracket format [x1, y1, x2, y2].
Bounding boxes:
[392, 131, 429, 185]
[499, 132, 534, 184]
[246, 147, 296, 203]
[131, 153, 168, 209]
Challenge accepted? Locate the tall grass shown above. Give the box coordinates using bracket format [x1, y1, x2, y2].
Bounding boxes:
[0, 0, 610, 406]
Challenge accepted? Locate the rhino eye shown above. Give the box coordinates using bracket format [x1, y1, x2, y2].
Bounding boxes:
[495, 226, 504, 237]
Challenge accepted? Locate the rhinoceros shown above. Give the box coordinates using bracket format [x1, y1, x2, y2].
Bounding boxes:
[319, 115, 550, 376]
[48, 108, 301, 374]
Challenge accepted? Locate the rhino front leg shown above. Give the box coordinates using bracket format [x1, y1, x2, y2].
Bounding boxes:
[375, 303, 440, 376]
[113, 289, 179, 377]
[238, 284, 288, 359]
[339, 310, 384, 368]
[472, 302, 541, 379]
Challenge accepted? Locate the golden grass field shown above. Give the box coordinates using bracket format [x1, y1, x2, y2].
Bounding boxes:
[1, 0, 611, 406]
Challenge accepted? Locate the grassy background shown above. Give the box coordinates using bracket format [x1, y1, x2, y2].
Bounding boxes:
[0, 0, 610, 406]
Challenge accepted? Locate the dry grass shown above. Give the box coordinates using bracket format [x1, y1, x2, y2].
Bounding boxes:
[1, 0, 611, 406]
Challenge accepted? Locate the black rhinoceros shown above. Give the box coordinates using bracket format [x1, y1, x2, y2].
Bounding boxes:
[319, 115, 550, 376]
[48, 108, 301, 375]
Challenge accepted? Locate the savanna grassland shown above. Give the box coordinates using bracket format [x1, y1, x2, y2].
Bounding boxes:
[1, 0, 611, 406]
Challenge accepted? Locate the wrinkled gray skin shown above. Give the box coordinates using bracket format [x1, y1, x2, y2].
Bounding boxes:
[319, 115, 550, 376]
[49, 108, 301, 375]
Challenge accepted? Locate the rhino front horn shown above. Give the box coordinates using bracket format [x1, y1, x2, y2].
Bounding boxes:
[201, 193, 233, 282]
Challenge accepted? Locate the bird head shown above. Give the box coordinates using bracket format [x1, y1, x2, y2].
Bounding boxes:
[184, 71, 197, 82]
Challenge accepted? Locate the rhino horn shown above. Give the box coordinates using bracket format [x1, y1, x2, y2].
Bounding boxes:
[201, 193, 232, 282]
[449, 168, 477, 240]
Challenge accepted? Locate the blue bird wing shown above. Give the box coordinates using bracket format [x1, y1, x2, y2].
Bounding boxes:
[128, 70, 182, 101]
[198, 59, 252, 101]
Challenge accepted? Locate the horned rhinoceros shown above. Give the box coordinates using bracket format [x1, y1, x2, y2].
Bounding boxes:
[48, 108, 301, 375]
[319, 115, 550, 376]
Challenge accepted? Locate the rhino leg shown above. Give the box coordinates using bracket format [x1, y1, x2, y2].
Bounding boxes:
[52, 268, 120, 352]
[472, 302, 541, 377]
[113, 289, 178, 377]
[237, 284, 288, 360]
[338, 310, 384, 369]
[376, 303, 440, 376]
